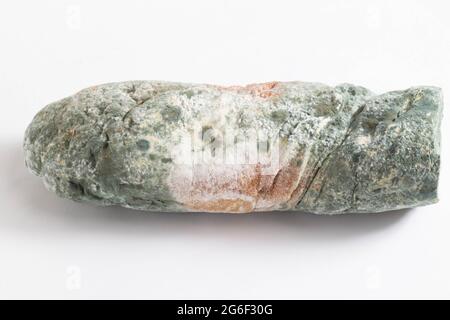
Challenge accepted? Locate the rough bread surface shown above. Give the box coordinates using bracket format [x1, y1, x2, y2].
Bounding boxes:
[23, 81, 443, 214]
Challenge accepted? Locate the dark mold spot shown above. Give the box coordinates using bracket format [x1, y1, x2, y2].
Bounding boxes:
[88, 149, 97, 168]
[136, 139, 150, 151]
[69, 180, 85, 196]
[388, 144, 397, 155]
[257, 140, 270, 153]
[270, 110, 288, 123]
[182, 90, 195, 99]
[352, 153, 361, 163]
[103, 133, 110, 150]
[162, 105, 181, 121]
[201, 125, 213, 138]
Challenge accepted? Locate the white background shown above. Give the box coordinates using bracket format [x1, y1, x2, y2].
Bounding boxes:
[1, 0, 449, 299]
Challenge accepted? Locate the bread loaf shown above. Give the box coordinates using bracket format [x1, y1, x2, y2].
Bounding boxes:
[24, 81, 442, 214]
